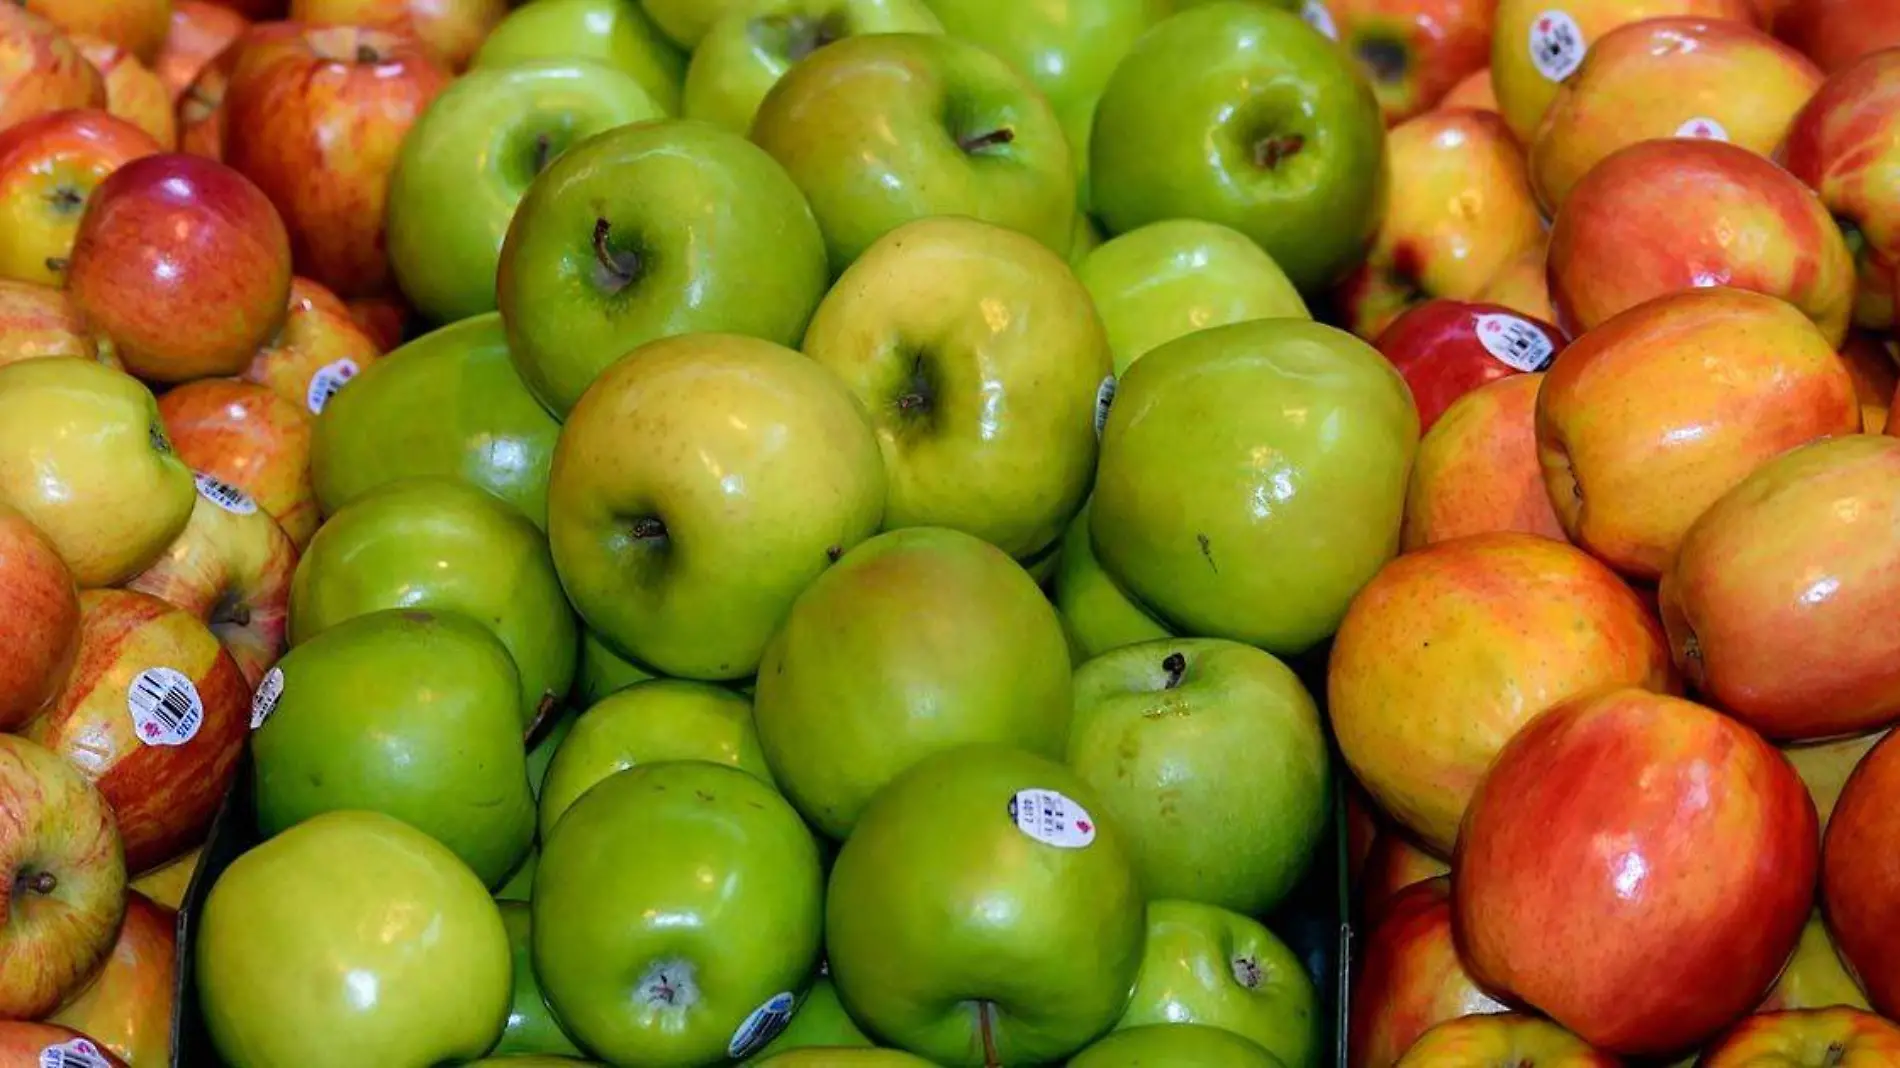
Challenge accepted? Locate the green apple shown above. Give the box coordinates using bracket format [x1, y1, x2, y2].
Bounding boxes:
[1068, 638, 1330, 915]
[290, 476, 579, 730]
[494, 901, 586, 1058]
[533, 761, 824, 1065]
[196, 810, 512, 1068]
[546, 333, 885, 680]
[1090, 2, 1386, 292]
[475, 0, 686, 115]
[752, 1052, 934, 1067]
[464, 1059, 602, 1067]
[643, 0, 745, 48]
[682, 0, 943, 135]
[826, 745, 1144, 1065]
[1090, 319, 1417, 654]
[496, 118, 829, 417]
[389, 61, 665, 326]
[251, 608, 537, 888]
[1116, 900, 1318, 1067]
[1077, 219, 1311, 374]
[754, 527, 1072, 838]
[1070, 1024, 1285, 1066]
[310, 314, 562, 530]
[1054, 498, 1173, 661]
[921, 0, 1168, 209]
[575, 625, 656, 705]
[538, 678, 774, 838]
[750, 32, 1075, 274]
[748, 978, 872, 1061]
[801, 216, 1111, 561]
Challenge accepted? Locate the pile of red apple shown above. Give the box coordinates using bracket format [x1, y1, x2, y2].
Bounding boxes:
[3, 0, 1900, 1065]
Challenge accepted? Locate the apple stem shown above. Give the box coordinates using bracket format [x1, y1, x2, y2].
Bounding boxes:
[592, 218, 640, 294]
[355, 43, 381, 64]
[531, 133, 554, 176]
[1253, 133, 1305, 170]
[43, 256, 68, 276]
[1162, 651, 1187, 690]
[958, 128, 1015, 154]
[977, 1001, 1000, 1067]
[1822, 1042, 1847, 1068]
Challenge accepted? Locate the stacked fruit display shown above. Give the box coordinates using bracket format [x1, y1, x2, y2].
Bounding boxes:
[2, 0, 1900, 1064]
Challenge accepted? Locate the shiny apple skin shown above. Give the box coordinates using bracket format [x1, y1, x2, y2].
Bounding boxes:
[158, 379, 319, 549]
[1349, 876, 1506, 1068]
[0, 505, 80, 731]
[1823, 729, 1900, 1016]
[1394, 1014, 1619, 1066]
[75, 36, 178, 148]
[0, 109, 163, 289]
[48, 891, 176, 1066]
[288, 0, 508, 72]
[1402, 374, 1568, 551]
[1476, 237, 1555, 324]
[1773, 0, 1900, 73]
[156, 1, 250, 104]
[1455, 688, 1819, 1057]
[0, 6, 108, 132]
[1375, 297, 1565, 431]
[1700, 1008, 1900, 1066]
[0, 280, 116, 369]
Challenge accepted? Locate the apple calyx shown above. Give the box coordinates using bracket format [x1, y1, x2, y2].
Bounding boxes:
[1354, 38, 1410, 86]
[628, 516, 667, 542]
[207, 588, 252, 630]
[1162, 651, 1188, 690]
[147, 422, 174, 457]
[531, 133, 555, 177]
[755, 12, 846, 64]
[634, 958, 700, 1012]
[48, 184, 84, 216]
[591, 218, 643, 295]
[1253, 133, 1305, 170]
[14, 869, 57, 897]
[1230, 953, 1263, 989]
[958, 128, 1015, 156]
[355, 43, 381, 65]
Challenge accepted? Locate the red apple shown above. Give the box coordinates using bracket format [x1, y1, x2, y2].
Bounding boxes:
[22, 588, 251, 875]
[47, 891, 176, 1066]
[73, 35, 176, 148]
[155, 0, 249, 104]
[1536, 286, 1860, 581]
[1455, 688, 1818, 1056]
[22, 0, 170, 65]
[1402, 374, 1568, 551]
[1781, 49, 1900, 332]
[243, 276, 381, 416]
[66, 152, 293, 383]
[1319, 0, 1494, 124]
[1701, 1008, 1900, 1065]
[221, 22, 449, 299]
[0, 280, 117, 370]
[288, 0, 507, 72]
[1375, 297, 1566, 431]
[0, 505, 80, 732]
[157, 378, 318, 548]
[1549, 138, 1857, 344]
[1359, 831, 1450, 926]
[1394, 1014, 1619, 1066]
[0, 733, 126, 1019]
[1773, 0, 1900, 73]
[0, 108, 163, 288]
[1349, 876, 1507, 1068]
[1823, 729, 1900, 1016]
[0, 1024, 128, 1067]
[0, 6, 107, 133]
[1659, 435, 1900, 741]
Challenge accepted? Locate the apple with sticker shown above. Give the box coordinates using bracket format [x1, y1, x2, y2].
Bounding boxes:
[240, 276, 383, 418]
[1374, 298, 1566, 432]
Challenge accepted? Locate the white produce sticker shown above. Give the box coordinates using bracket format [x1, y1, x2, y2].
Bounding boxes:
[1675, 116, 1729, 141]
[40, 1038, 113, 1068]
[1009, 789, 1096, 849]
[1302, 0, 1338, 39]
[127, 667, 204, 747]
[727, 991, 796, 1059]
[1528, 11, 1586, 82]
[251, 667, 284, 731]
[1093, 376, 1117, 438]
[306, 358, 360, 414]
[1475, 314, 1557, 372]
[194, 471, 258, 516]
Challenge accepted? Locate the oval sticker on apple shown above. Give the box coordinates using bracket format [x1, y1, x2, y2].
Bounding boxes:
[39, 1038, 114, 1068]
[727, 990, 796, 1059]
[1527, 11, 1586, 83]
[194, 471, 259, 516]
[251, 666, 285, 731]
[1674, 117, 1729, 142]
[306, 358, 361, 415]
[127, 667, 205, 748]
[1474, 314, 1557, 373]
[1301, 0, 1338, 39]
[1094, 376, 1117, 439]
[1009, 789, 1097, 849]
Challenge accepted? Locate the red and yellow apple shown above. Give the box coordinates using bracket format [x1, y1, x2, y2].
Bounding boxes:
[1402, 373, 1568, 551]
[23, 0, 170, 64]
[74, 35, 176, 147]
[1349, 876, 1507, 1068]
[344, 294, 408, 352]
[1477, 237, 1555, 324]
[1700, 1008, 1900, 1066]
[1438, 66, 1498, 113]
[1823, 729, 1900, 1016]
[155, 0, 248, 103]
[1375, 297, 1565, 431]
[0, 280, 115, 369]
[1321, 0, 1493, 123]
[0, 108, 162, 287]
[1773, 0, 1900, 73]
[48, 890, 176, 1066]
[0, 6, 107, 133]
[287, 0, 507, 71]
[0, 506, 79, 731]
[1358, 832, 1450, 925]
[242, 276, 381, 416]
[1395, 1015, 1619, 1066]
[174, 26, 239, 160]
[157, 378, 318, 548]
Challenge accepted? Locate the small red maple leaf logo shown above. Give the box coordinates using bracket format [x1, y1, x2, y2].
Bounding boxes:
[1077, 819, 1093, 833]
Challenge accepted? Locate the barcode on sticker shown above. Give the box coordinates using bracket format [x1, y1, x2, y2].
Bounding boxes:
[1009, 788, 1096, 849]
[251, 667, 284, 731]
[40, 1037, 113, 1068]
[1302, 0, 1338, 39]
[307, 358, 360, 414]
[127, 667, 204, 747]
[1528, 11, 1586, 82]
[1675, 117, 1728, 141]
[1094, 376, 1117, 438]
[1475, 314, 1557, 372]
[194, 471, 258, 516]
[727, 991, 796, 1058]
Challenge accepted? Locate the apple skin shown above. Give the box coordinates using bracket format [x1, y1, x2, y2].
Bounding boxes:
[23, 0, 168, 64]
[387, 60, 665, 326]
[493, 902, 585, 1059]
[750, 32, 1075, 275]
[1548, 139, 1856, 346]
[533, 761, 824, 1067]
[0, 279, 115, 369]
[546, 333, 885, 681]
[1786, 730, 1888, 831]
[1402, 375, 1569, 551]
[1075, 218, 1310, 376]
[67, 152, 293, 382]
[1528, 17, 1822, 215]
[802, 216, 1110, 562]
[1113, 899, 1318, 1068]
[1489, 0, 1757, 144]
[1823, 729, 1900, 1015]
[158, 378, 318, 549]
[496, 118, 828, 417]
[0, 733, 127, 1020]
[1658, 436, 1900, 741]
[683, 0, 943, 136]
[197, 809, 512, 1068]
[1357, 831, 1450, 926]
[1090, 318, 1419, 656]
[311, 313, 561, 531]
[1317, 0, 1494, 123]
[0, 505, 80, 731]
[1374, 297, 1566, 432]
[754, 526, 1072, 839]
[222, 23, 451, 299]
[1773, 0, 1900, 73]
[1455, 688, 1818, 1056]
[752, 1052, 933, 1068]
[288, 0, 507, 72]
[175, 28, 238, 160]
[47, 890, 175, 1066]
[290, 476, 578, 731]
[242, 276, 382, 418]
[1757, 911, 1872, 1012]
[1394, 1014, 1618, 1066]
[1349, 878, 1507, 1068]
[1090, 2, 1386, 293]
[1068, 638, 1330, 916]
[1333, 532, 1670, 856]
[1701, 1008, 1900, 1066]
[826, 745, 1145, 1066]
[0, 7, 108, 132]
[0, 108, 161, 288]
[474, 0, 686, 117]
[1438, 65, 1498, 111]
[155, 1, 250, 104]
[538, 678, 774, 839]
[1476, 237, 1555, 324]
[128, 844, 199, 910]
[1053, 499, 1173, 662]
[1535, 287, 1861, 581]
[1334, 108, 1544, 340]
[575, 625, 656, 706]
[74, 36, 176, 147]
[1080, 1024, 1289, 1066]
[0, 358, 195, 588]
[748, 978, 873, 1060]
